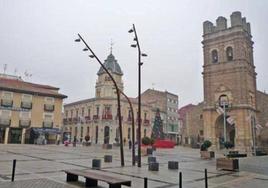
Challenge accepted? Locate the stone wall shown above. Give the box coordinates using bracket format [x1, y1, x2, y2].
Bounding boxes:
[256, 90, 268, 128]
[185, 103, 204, 147]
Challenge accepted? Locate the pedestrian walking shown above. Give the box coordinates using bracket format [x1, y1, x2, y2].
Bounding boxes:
[123, 138, 126, 146]
[73, 136, 77, 147]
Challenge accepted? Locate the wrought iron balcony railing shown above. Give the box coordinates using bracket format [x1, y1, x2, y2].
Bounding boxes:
[0, 119, 11, 127]
[1, 99, 13, 107]
[102, 114, 113, 120]
[43, 121, 53, 128]
[44, 104, 54, 112]
[21, 101, 32, 109]
[19, 119, 31, 128]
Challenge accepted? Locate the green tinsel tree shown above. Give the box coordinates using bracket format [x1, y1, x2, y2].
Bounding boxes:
[151, 108, 165, 140]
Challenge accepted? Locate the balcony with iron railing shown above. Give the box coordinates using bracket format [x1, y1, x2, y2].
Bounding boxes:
[85, 116, 91, 123]
[143, 119, 150, 126]
[1, 99, 13, 107]
[0, 118, 11, 127]
[21, 101, 32, 109]
[67, 118, 72, 123]
[44, 104, 55, 112]
[102, 114, 113, 120]
[19, 119, 31, 128]
[93, 115, 99, 122]
[63, 118, 68, 125]
[72, 117, 78, 124]
[43, 121, 53, 128]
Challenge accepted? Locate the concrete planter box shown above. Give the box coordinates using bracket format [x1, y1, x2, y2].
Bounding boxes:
[148, 162, 159, 171]
[102, 144, 112, 149]
[113, 143, 120, 147]
[168, 161, 179, 170]
[92, 159, 101, 170]
[200, 151, 215, 159]
[227, 151, 247, 158]
[83, 142, 91, 146]
[148, 156, 156, 163]
[104, 155, 112, 163]
[216, 158, 239, 171]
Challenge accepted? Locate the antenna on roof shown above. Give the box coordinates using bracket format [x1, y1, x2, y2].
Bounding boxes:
[152, 83, 155, 90]
[24, 70, 33, 81]
[14, 68, 17, 76]
[3, 64, 7, 74]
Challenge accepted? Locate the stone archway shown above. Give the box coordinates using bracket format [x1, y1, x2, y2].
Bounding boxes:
[215, 114, 235, 149]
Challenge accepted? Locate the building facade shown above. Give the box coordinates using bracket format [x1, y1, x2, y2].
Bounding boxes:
[179, 103, 204, 147]
[140, 89, 179, 142]
[0, 74, 67, 144]
[63, 53, 152, 144]
[202, 11, 258, 151]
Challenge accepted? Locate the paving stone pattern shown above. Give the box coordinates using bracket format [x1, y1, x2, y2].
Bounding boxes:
[0, 144, 268, 188]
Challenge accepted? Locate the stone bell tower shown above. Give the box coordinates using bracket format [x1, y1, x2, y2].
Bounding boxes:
[95, 52, 124, 98]
[202, 11, 257, 152]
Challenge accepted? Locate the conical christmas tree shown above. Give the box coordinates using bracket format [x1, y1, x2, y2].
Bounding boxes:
[151, 108, 165, 140]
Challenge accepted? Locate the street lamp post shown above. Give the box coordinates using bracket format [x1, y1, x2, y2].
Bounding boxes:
[75, 34, 125, 167]
[119, 90, 135, 166]
[129, 24, 147, 167]
[219, 95, 229, 144]
[223, 103, 227, 142]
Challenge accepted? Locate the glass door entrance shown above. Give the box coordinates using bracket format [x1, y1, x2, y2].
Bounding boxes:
[9, 128, 22, 144]
[0, 128, 5, 143]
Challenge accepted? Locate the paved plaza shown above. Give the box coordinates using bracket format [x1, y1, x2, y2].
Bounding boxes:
[0, 144, 268, 188]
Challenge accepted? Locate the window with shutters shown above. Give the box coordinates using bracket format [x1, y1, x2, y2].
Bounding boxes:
[44, 97, 54, 112]
[0, 110, 11, 126]
[21, 94, 32, 109]
[1, 92, 13, 107]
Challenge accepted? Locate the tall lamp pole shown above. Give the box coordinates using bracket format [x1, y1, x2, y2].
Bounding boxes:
[119, 90, 135, 166]
[219, 96, 229, 144]
[128, 24, 147, 167]
[223, 103, 227, 142]
[75, 33, 125, 166]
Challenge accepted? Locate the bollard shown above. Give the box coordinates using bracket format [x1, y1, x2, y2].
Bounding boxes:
[168, 161, 179, 170]
[92, 159, 101, 170]
[179, 171, 182, 188]
[144, 177, 148, 188]
[205, 168, 208, 188]
[104, 155, 112, 163]
[11, 159, 16, 182]
[148, 162, 159, 171]
[148, 156, 156, 163]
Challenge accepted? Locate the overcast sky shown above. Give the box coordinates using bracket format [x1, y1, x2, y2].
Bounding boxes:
[0, 0, 267, 107]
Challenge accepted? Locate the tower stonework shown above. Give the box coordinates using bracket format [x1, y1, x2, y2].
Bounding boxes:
[202, 11, 257, 152]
